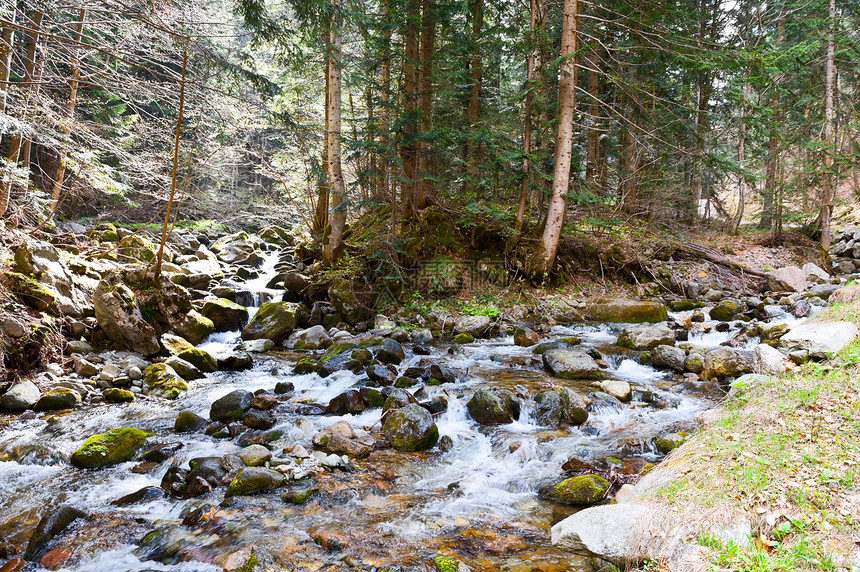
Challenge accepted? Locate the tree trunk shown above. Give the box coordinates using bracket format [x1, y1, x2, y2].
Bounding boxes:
[584, 45, 601, 192]
[732, 82, 748, 235]
[378, 0, 398, 242]
[509, 0, 537, 251]
[760, 14, 784, 231]
[464, 0, 483, 193]
[322, 5, 347, 265]
[50, 8, 86, 215]
[620, 67, 638, 215]
[401, 0, 420, 220]
[18, 11, 45, 176]
[820, 0, 836, 253]
[418, 0, 435, 207]
[525, 0, 577, 279]
[0, 9, 15, 117]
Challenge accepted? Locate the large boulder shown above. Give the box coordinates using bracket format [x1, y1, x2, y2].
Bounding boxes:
[587, 299, 668, 323]
[616, 323, 675, 350]
[118, 235, 158, 263]
[780, 321, 859, 360]
[94, 273, 160, 356]
[241, 301, 302, 344]
[456, 315, 491, 337]
[1, 380, 41, 410]
[209, 232, 260, 265]
[225, 467, 285, 497]
[14, 239, 88, 317]
[175, 310, 214, 345]
[210, 389, 253, 422]
[535, 388, 589, 426]
[753, 343, 788, 376]
[328, 279, 372, 325]
[653, 345, 685, 372]
[285, 325, 332, 350]
[766, 266, 806, 293]
[543, 349, 604, 380]
[142, 363, 189, 399]
[177, 348, 218, 373]
[467, 389, 519, 425]
[540, 474, 610, 506]
[34, 388, 82, 411]
[709, 300, 744, 322]
[382, 404, 439, 452]
[201, 298, 250, 332]
[802, 263, 830, 285]
[702, 347, 754, 381]
[70, 428, 150, 468]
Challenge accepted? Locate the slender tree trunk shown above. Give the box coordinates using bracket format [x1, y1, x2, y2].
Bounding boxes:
[19, 11, 45, 176]
[323, 5, 347, 265]
[584, 46, 601, 192]
[732, 82, 748, 235]
[510, 0, 537, 251]
[620, 67, 638, 215]
[50, 8, 86, 215]
[154, 44, 187, 280]
[0, 9, 15, 117]
[760, 14, 784, 231]
[820, 0, 836, 253]
[401, 0, 420, 220]
[525, 0, 577, 279]
[464, 0, 483, 192]
[418, 0, 435, 207]
[378, 0, 398, 242]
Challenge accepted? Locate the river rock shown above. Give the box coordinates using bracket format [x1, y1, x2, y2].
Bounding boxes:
[534, 390, 563, 426]
[616, 323, 675, 350]
[163, 356, 204, 381]
[177, 348, 218, 373]
[514, 327, 539, 346]
[653, 344, 685, 372]
[709, 300, 744, 321]
[382, 404, 439, 452]
[237, 444, 272, 467]
[70, 428, 150, 468]
[328, 278, 372, 325]
[753, 343, 788, 376]
[320, 433, 372, 458]
[241, 301, 302, 343]
[142, 363, 188, 400]
[14, 240, 88, 317]
[587, 299, 668, 323]
[103, 388, 135, 403]
[655, 433, 688, 454]
[217, 349, 254, 371]
[366, 364, 396, 386]
[702, 347, 753, 381]
[244, 339, 274, 353]
[599, 379, 632, 402]
[209, 231, 259, 264]
[540, 474, 610, 505]
[225, 467, 285, 497]
[23, 504, 87, 561]
[456, 315, 491, 337]
[175, 411, 206, 433]
[243, 409, 276, 429]
[2, 317, 25, 338]
[93, 273, 160, 356]
[766, 266, 806, 292]
[536, 388, 589, 426]
[201, 298, 249, 332]
[33, 388, 81, 411]
[329, 389, 367, 415]
[375, 339, 405, 364]
[1, 380, 40, 410]
[467, 388, 518, 425]
[174, 310, 214, 345]
[285, 325, 332, 350]
[111, 486, 166, 507]
[160, 333, 194, 356]
[542, 349, 603, 380]
[780, 321, 858, 359]
[802, 263, 830, 284]
[210, 389, 253, 422]
[66, 340, 93, 356]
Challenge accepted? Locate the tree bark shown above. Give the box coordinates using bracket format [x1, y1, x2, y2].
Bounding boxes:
[732, 82, 748, 235]
[584, 45, 602, 193]
[525, 0, 577, 279]
[820, 0, 836, 253]
[0, 9, 15, 117]
[50, 8, 86, 215]
[464, 0, 483, 193]
[401, 0, 420, 220]
[418, 0, 435, 207]
[760, 13, 784, 231]
[620, 67, 638, 215]
[322, 4, 347, 265]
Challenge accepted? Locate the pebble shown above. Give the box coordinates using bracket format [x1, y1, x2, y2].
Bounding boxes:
[127, 366, 143, 380]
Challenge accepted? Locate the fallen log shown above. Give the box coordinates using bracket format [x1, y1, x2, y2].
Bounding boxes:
[677, 242, 768, 278]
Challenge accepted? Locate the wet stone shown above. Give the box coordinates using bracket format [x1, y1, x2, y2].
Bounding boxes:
[243, 409, 276, 430]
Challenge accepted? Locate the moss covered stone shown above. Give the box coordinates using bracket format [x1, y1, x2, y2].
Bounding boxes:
[175, 310, 214, 345]
[433, 554, 464, 572]
[142, 363, 188, 399]
[382, 404, 439, 452]
[34, 387, 82, 411]
[453, 332, 474, 343]
[102, 388, 135, 403]
[201, 298, 250, 332]
[588, 299, 669, 323]
[177, 348, 218, 373]
[4, 271, 55, 311]
[224, 467, 285, 497]
[161, 333, 194, 356]
[240, 301, 301, 343]
[119, 235, 158, 263]
[70, 428, 150, 469]
[539, 474, 610, 506]
[709, 300, 744, 322]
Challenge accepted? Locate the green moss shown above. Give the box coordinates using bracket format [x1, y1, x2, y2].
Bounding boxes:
[542, 474, 610, 505]
[177, 348, 218, 373]
[71, 428, 150, 469]
[433, 554, 461, 572]
[142, 363, 188, 399]
[293, 358, 318, 375]
[4, 271, 56, 311]
[280, 488, 319, 505]
[393, 425, 439, 452]
[453, 333, 474, 343]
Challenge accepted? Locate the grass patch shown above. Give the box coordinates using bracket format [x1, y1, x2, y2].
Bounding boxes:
[649, 302, 860, 570]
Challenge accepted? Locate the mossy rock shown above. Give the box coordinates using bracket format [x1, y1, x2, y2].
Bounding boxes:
[225, 467, 285, 497]
[382, 404, 439, 452]
[119, 235, 158, 263]
[161, 333, 195, 356]
[175, 310, 214, 345]
[177, 348, 218, 373]
[94, 222, 119, 242]
[102, 388, 135, 403]
[433, 554, 466, 572]
[668, 299, 705, 311]
[453, 333, 474, 343]
[142, 363, 188, 400]
[539, 474, 610, 506]
[588, 299, 669, 323]
[240, 301, 301, 344]
[709, 300, 744, 322]
[655, 432, 688, 454]
[3, 271, 55, 311]
[70, 428, 150, 469]
[293, 358, 318, 375]
[280, 487, 318, 505]
[200, 298, 250, 333]
[34, 387, 82, 411]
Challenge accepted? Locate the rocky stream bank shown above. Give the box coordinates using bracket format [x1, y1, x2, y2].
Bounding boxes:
[0, 223, 859, 571]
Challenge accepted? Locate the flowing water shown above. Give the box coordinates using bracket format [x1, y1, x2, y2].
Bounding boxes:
[0, 260, 813, 571]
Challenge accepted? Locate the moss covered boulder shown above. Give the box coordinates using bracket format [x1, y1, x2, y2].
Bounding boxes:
[70, 428, 150, 469]
[93, 273, 160, 356]
[587, 299, 668, 323]
[13, 239, 88, 317]
[119, 235, 159, 263]
[102, 388, 135, 403]
[34, 387, 82, 411]
[201, 298, 250, 332]
[539, 474, 610, 505]
[542, 349, 604, 380]
[225, 467, 285, 497]
[175, 310, 214, 345]
[142, 363, 188, 399]
[240, 301, 301, 344]
[328, 278, 372, 325]
[433, 554, 469, 572]
[3, 271, 55, 311]
[177, 347, 218, 373]
[467, 389, 518, 425]
[709, 300, 745, 322]
[210, 389, 253, 422]
[161, 333, 195, 356]
[616, 323, 676, 350]
[382, 404, 439, 452]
